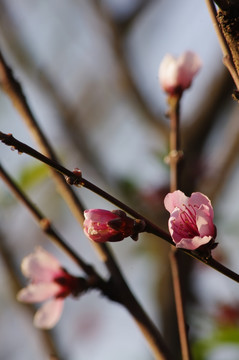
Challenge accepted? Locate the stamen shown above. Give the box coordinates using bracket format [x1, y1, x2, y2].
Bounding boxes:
[172, 203, 199, 238]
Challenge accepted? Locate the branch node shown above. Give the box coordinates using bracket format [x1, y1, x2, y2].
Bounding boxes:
[39, 218, 51, 231]
[164, 150, 184, 164]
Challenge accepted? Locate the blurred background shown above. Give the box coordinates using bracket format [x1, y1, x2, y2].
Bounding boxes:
[0, 0, 239, 359]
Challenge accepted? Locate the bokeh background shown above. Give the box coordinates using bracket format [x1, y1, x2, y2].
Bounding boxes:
[0, 0, 239, 359]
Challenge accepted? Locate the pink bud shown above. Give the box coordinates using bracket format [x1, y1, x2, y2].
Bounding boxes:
[83, 209, 142, 243]
[158, 51, 202, 96]
[164, 190, 216, 251]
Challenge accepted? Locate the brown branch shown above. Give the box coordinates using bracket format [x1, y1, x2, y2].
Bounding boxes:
[1, 131, 239, 284]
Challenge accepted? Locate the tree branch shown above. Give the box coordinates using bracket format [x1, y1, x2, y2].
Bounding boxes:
[1, 131, 239, 284]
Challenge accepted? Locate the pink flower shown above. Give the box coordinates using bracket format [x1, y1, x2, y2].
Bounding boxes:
[164, 190, 216, 250]
[17, 247, 80, 329]
[84, 209, 144, 243]
[158, 51, 202, 96]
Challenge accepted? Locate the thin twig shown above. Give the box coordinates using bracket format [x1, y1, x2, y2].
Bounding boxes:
[1, 131, 239, 284]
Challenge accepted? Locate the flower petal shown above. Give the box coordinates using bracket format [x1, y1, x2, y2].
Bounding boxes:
[164, 190, 188, 213]
[84, 209, 118, 223]
[196, 205, 215, 237]
[21, 247, 63, 282]
[168, 208, 184, 244]
[158, 54, 178, 91]
[177, 51, 202, 89]
[190, 193, 213, 216]
[17, 283, 62, 303]
[33, 298, 64, 329]
[176, 235, 212, 250]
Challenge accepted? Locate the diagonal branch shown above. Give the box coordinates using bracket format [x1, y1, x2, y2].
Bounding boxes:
[1, 131, 239, 284]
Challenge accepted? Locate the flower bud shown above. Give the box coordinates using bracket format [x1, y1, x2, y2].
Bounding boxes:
[158, 51, 202, 96]
[83, 209, 145, 243]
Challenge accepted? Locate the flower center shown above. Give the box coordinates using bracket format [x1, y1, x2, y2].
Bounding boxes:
[174, 203, 200, 238]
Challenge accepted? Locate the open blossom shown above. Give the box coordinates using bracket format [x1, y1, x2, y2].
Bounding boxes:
[84, 209, 145, 243]
[17, 247, 81, 329]
[158, 51, 202, 96]
[164, 190, 216, 250]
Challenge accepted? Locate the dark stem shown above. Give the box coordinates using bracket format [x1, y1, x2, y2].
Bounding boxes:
[1, 131, 239, 284]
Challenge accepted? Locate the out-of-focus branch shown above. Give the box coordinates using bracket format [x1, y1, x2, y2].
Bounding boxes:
[0, 50, 85, 219]
[181, 69, 233, 201]
[0, 164, 97, 278]
[0, 1, 107, 179]
[102, 0, 156, 28]
[92, 0, 168, 138]
[167, 95, 191, 360]
[199, 108, 239, 201]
